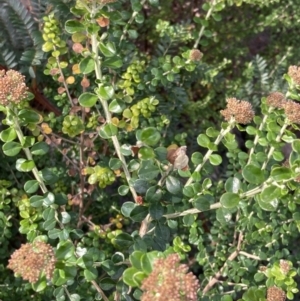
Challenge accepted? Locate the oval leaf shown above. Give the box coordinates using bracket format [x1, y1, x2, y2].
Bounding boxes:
[99, 123, 118, 139]
[79, 57, 95, 74]
[242, 164, 265, 184]
[79, 92, 98, 107]
[220, 192, 240, 209]
[139, 127, 161, 146]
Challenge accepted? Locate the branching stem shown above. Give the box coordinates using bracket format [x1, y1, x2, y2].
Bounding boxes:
[90, 10, 138, 202]
[193, 0, 217, 49]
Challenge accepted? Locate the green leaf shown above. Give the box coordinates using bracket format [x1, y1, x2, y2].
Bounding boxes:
[118, 185, 129, 196]
[79, 57, 95, 74]
[43, 218, 56, 230]
[133, 179, 150, 194]
[128, 159, 140, 171]
[53, 287, 64, 299]
[209, 154, 222, 165]
[114, 233, 134, 248]
[292, 139, 300, 153]
[30, 195, 44, 207]
[206, 127, 219, 138]
[221, 296, 233, 301]
[32, 278, 47, 292]
[183, 186, 195, 198]
[120, 144, 133, 156]
[22, 136, 35, 148]
[18, 109, 41, 124]
[193, 195, 212, 211]
[99, 278, 116, 291]
[31, 142, 49, 156]
[99, 123, 118, 138]
[123, 267, 140, 287]
[166, 176, 182, 195]
[43, 207, 55, 220]
[109, 99, 125, 113]
[145, 186, 162, 202]
[242, 165, 265, 184]
[261, 186, 281, 203]
[109, 158, 122, 170]
[97, 85, 115, 101]
[183, 214, 195, 227]
[225, 177, 241, 193]
[99, 41, 117, 57]
[191, 152, 203, 165]
[257, 195, 278, 211]
[43, 192, 54, 206]
[102, 56, 123, 69]
[24, 180, 39, 194]
[130, 251, 144, 270]
[2, 141, 22, 156]
[61, 212, 71, 224]
[79, 92, 98, 107]
[138, 160, 159, 180]
[141, 251, 162, 274]
[65, 20, 85, 33]
[16, 159, 35, 172]
[197, 133, 210, 148]
[133, 271, 146, 286]
[139, 127, 161, 146]
[40, 168, 58, 185]
[84, 267, 98, 281]
[130, 206, 148, 222]
[149, 202, 164, 219]
[220, 192, 240, 208]
[56, 241, 75, 260]
[271, 167, 292, 181]
[52, 269, 68, 286]
[0, 127, 16, 142]
[69, 294, 81, 301]
[212, 13, 222, 21]
[121, 202, 136, 217]
[138, 147, 155, 159]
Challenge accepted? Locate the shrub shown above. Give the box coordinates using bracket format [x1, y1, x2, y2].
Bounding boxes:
[1, 1, 300, 301]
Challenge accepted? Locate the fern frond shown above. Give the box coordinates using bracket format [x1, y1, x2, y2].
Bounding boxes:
[0, 0, 46, 71]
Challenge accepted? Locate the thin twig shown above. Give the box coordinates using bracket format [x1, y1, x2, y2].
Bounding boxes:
[91, 280, 109, 301]
[193, 0, 217, 49]
[202, 232, 243, 295]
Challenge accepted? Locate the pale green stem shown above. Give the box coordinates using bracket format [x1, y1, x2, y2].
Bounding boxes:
[91, 280, 109, 301]
[13, 115, 48, 194]
[55, 54, 73, 107]
[247, 109, 270, 165]
[12, 109, 65, 229]
[185, 120, 235, 187]
[163, 202, 221, 219]
[119, 0, 147, 46]
[90, 19, 137, 201]
[261, 122, 288, 170]
[77, 0, 92, 13]
[240, 177, 292, 199]
[63, 286, 73, 301]
[193, 0, 216, 49]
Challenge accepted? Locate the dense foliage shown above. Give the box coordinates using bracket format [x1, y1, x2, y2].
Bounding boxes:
[1, 0, 300, 301]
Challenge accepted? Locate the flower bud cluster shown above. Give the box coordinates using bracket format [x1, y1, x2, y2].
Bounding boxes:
[282, 100, 300, 125]
[288, 65, 300, 86]
[267, 286, 286, 301]
[189, 49, 203, 61]
[279, 260, 291, 275]
[7, 241, 56, 283]
[266, 92, 286, 109]
[141, 253, 199, 301]
[0, 70, 28, 106]
[220, 97, 254, 124]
